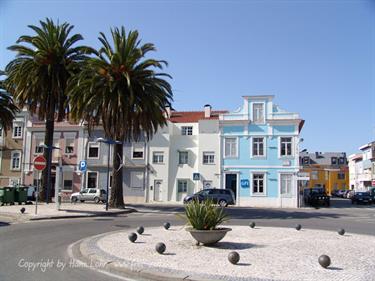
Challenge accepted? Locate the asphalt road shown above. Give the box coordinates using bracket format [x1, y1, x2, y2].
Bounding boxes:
[0, 198, 374, 281]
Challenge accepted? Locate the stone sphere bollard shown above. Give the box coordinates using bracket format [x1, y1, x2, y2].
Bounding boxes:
[163, 222, 171, 230]
[318, 255, 331, 268]
[155, 242, 166, 254]
[338, 229, 345, 236]
[137, 226, 144, 235]
[228, 251, 240, 265]
[249, 222, 256, 228]
[20, 207, 25, 214]
[128, 232, 137, 243]
[295, 224, 302, 231]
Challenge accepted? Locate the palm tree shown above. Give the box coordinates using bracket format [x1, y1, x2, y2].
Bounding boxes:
[0, 71, 19, 134]
[4, 19, 91, 202]
[68, 27, 173, 208]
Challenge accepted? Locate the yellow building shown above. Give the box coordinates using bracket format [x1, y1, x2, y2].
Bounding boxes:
[300, 152, 349, 195]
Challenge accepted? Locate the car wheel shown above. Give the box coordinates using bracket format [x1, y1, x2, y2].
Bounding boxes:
[71, 196, 78, 203]
[80, 200, 85, 203]
[94, 197, 100, 204]
[218, 199, 227, 207]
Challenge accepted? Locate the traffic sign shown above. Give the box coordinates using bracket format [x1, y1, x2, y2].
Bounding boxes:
[34, 156, 47, 171]
[240, 179, 249, 188]
[193, 173, 200, 181]
[79, 160, 87, 172]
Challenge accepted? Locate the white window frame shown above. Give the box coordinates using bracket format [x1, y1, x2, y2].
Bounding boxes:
[250, 171, 267, 196]
[279, 173, 293, 198]
[86, 171, 99, 189]
[34, 139, 44, 155]
[12, 123, 23, 139]
[132, 143, 145, 159]
[181, 126, 193, 136]
[65, 138, 75, 155]
[10, 150, 21, 171]
[251, 136, 266, 158]
[88, 142, 100, 159]
[130, 171, 144, 188]
[278, 136, 294, 158]
[224, 137, 239, 159]
[152, 151, 164, 164]
[178, 151, 188, 165]
[203, 152, 215, 165]
[252, 102, 265, 124]
[177, 179, 188, 193]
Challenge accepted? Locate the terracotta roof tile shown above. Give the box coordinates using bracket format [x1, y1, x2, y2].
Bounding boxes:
[169, 111, 227, 123]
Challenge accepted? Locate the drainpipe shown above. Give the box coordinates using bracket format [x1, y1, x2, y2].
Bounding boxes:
[145, 140, 150, 203]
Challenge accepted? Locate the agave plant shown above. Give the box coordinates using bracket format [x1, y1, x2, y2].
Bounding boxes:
[184, 199, 229, 230]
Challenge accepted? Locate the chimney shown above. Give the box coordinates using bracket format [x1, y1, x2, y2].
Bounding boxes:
[204, 104, 211, 118]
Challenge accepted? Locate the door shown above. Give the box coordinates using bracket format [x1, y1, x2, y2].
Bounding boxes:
[225, 174, 237, 200]
[154, 180, 162, 201]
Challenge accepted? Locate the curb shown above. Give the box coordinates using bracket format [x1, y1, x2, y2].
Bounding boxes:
[29, 208, 137, 221]
[68, 230, 273, 281]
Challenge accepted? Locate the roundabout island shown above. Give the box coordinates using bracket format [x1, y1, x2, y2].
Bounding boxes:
[70, 225, 375, 281]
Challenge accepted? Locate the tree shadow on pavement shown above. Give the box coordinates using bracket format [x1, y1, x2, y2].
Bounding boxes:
[0, 221, 10, 227]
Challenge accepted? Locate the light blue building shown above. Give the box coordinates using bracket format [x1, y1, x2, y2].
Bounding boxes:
[219, 96, 305, 208]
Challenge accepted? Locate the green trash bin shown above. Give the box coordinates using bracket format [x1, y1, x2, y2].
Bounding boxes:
[0, 187, 4, 205]
[15, 186, 28, 205]
[1, 187, 15, 205]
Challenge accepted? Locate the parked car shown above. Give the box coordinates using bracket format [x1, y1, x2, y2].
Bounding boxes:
[303, 188, 330, 207]
[351, 192, 372, 205]
[70, 188, 107, 203]
[183, 188, 235, 207]
[346, 190, 355, 199]
[335, 190, 347, 198]
[343, 190, 351, 198]
[369, 188, 375, 201]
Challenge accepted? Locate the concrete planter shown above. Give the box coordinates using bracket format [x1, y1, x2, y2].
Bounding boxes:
[186, 227, 232, 245]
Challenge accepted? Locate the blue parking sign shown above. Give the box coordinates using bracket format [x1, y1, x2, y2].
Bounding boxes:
[79, 160, 87, 172]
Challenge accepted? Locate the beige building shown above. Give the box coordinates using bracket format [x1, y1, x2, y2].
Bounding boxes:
[0, 110, 28, 186]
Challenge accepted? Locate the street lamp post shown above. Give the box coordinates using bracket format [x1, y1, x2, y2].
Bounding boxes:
[96, 138, 122, 211]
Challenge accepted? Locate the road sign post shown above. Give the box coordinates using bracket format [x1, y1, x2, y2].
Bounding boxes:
[34, 156, 46, 215]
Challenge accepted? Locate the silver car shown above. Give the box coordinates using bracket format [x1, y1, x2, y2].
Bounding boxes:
[70, 188, 107, 204]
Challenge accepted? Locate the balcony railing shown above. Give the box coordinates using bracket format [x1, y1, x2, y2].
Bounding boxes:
[269, 112, 300, 120]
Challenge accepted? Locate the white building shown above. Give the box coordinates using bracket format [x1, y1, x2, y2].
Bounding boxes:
[348, 141, 375, 191]
[147, 105, 225, 203]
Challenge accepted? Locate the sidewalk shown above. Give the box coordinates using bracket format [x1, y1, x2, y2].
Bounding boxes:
[0, 202, 136, 222]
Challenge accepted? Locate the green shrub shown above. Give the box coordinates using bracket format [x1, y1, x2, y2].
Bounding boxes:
[184, 199, 229, 230]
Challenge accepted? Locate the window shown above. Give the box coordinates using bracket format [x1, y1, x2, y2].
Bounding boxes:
[87, 172, 98, 188]
[302, 157, 310, 165]
[181, 126, 193, 136]
[224, 138, 237, 158]
[53, 140, 60, 158]
[280, 137, 293, 157]
[0, 128, 2, 136]
[252, 137, 265, 157]
[311, 171, 318, 180]
[253, 103, 264, 124]
[252, 173, 265, 195]
[153, 152, 164, 164]
[65, 139, 74, 154]
[331, 157, 337, 165]
[35, 140, 44, 154]
[63, 172, 73, 191]
[132, 143, 144, 159]
[11, 151, 21, 170]
[88, 143, 99, 159]
[337, 172, 345, 180]
[203, 152, 215, 164]
[179, 151, 188, 164]
[130, 171, 144, 188]
[338, 157, 345, 165]
[280, 174, 292, 197]
[12, 123, 23, 138]
[89, 189, 96, 193]
[177, 180, 188, 193]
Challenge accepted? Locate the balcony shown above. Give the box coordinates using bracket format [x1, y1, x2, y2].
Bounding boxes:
[269, 112, 300, 120]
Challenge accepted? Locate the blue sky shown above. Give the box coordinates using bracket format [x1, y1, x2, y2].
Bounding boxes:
[1, 0, 374, 155]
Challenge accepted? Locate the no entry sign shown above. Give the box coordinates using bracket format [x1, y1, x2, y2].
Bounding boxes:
[34, 156, 47, 171]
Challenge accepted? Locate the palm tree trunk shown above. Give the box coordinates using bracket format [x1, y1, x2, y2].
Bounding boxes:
[41, 119, 54, 202]
[110, 143, 125, 208]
